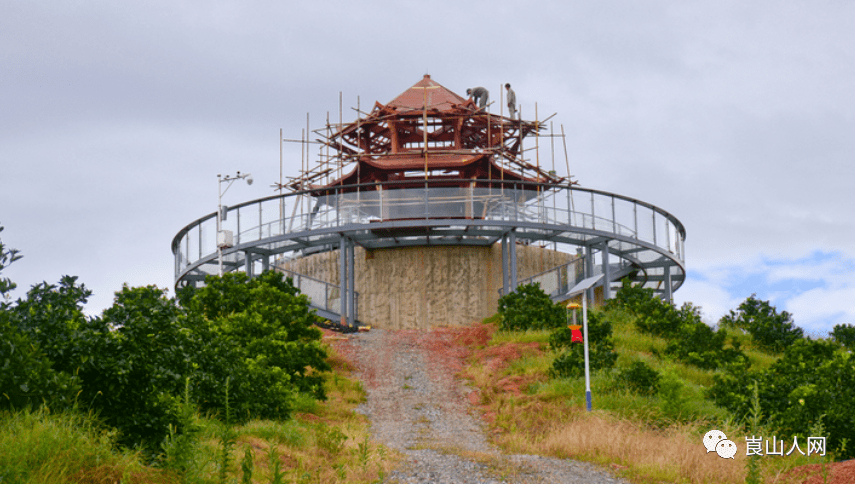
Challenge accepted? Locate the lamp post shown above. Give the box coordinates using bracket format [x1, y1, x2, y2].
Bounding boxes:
[566, 299, 591, 412]
[564, 273, 602, 412]
[581, 292, 592, 412]
[217, 171, 253, 276]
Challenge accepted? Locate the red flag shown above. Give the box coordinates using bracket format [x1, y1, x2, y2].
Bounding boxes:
[567, 325, 583, 343]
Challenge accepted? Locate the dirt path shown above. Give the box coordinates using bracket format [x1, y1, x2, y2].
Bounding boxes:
[330, 328, 629, 484]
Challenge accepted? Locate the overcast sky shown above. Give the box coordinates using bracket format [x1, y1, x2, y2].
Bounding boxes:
[2, 1, 853, 336]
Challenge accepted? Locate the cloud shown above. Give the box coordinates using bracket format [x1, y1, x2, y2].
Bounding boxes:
[786, 286, 855, 337]
[675, 251, 855, 335]
[673, 275, 742, 326]
[3, 1, 855, 326]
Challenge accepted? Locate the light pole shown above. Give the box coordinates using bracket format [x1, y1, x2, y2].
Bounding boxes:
[582, 291, 591, 412]
[217, 171, 253, 277]
[565, 273, 602, 412]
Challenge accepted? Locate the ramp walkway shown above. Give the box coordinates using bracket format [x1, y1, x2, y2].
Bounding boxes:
[274, 267, 359, 324]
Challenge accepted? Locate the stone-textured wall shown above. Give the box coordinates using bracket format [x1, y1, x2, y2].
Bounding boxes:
[280, 243, 576, 329]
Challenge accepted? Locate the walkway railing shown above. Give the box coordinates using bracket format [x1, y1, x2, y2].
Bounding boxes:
[172, 179, 686, 298]
[509, 256, 638, 301]
[274, 267, 359, 323]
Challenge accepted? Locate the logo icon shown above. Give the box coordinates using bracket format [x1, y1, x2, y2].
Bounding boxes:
[703, 429, 727, 453]
[716, 439, 737, 459]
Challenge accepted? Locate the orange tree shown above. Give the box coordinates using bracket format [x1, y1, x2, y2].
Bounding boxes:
[177, 271, 330, 422]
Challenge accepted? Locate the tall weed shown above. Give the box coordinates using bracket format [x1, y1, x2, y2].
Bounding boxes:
[217, 377, 236, 484]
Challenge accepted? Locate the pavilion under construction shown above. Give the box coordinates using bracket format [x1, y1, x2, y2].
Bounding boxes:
[172, 75, 686, 329]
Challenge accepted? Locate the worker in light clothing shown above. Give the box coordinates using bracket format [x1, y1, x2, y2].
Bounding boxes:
[466, 87, 489, 109]
[505, 83, 516, 119]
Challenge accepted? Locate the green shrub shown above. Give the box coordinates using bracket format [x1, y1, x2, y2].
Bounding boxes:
[616, 360, 660, 396]
[707, 338, 855, 458]
[604, 278, 658, 317]
[0, 224, 22, 300]
[831, 323, 855, 350]
[548, 311, 617, 378]
[0, 315, 80, 411]
[658, 368, 688, 419]
[180, 271, 330, 422]
[661, 305, 749, 370]
[610, 281, 747, 370]
[706, 357, 758, 413]
[719, 294, 804, 354]
[75, 284, 194, 452]
[1, 226, 333, 455]
[0, 231, 82, 411]
[608, 280, 684, 338]
[8, 275, 92, 374]
[497, 283, 564, 331]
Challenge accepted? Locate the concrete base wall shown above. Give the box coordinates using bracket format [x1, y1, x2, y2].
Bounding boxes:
[281, 244, 576, 329]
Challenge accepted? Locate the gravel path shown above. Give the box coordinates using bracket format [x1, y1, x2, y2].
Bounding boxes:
[331, 328, 631, 484]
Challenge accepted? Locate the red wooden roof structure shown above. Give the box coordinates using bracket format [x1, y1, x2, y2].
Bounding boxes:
[287, 75, 569, 194]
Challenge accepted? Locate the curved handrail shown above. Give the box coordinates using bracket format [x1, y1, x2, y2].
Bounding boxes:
[172, 179, 686, 299]
[171, 179, 685, 253]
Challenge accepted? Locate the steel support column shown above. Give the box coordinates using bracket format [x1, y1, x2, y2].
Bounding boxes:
[245, 252, 253, 279]
[339, 234, 348, 326]
[347, 237, 355, 325]
[602, 243, 611, 301]
[501, 234, 509, 295]
[664, 263, 672, 303]
[585, 245, 594, 302]
[509, 230, 518, 291]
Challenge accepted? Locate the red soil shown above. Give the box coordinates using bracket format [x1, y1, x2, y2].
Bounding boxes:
[782, 459, 855, 484]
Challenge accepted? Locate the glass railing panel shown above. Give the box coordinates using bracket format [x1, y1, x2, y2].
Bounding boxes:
[328, 286, 341, 315]
[201, 217, 217, 257]
[298, 277, 327, 310]
[531, 272, 559, 295]
[186, 226, 199, 263]
[200, 223, 210, 260]
[425, 186, 467, 218]
[655, 211, 669, 252]
[176, 235, 189, 273]
[613, 198, 637, 238]
[260, 199, 282, 238]
[636, 205, 655, 244]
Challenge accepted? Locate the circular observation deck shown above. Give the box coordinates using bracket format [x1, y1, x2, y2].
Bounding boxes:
[172, 180, 685, 302]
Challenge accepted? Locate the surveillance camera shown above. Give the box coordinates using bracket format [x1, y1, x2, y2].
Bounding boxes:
[246, 175, 254, 185]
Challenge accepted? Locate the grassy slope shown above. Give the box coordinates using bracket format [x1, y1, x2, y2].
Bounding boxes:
[460, 308, 836, 484]
[0, 341, 396, 484]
